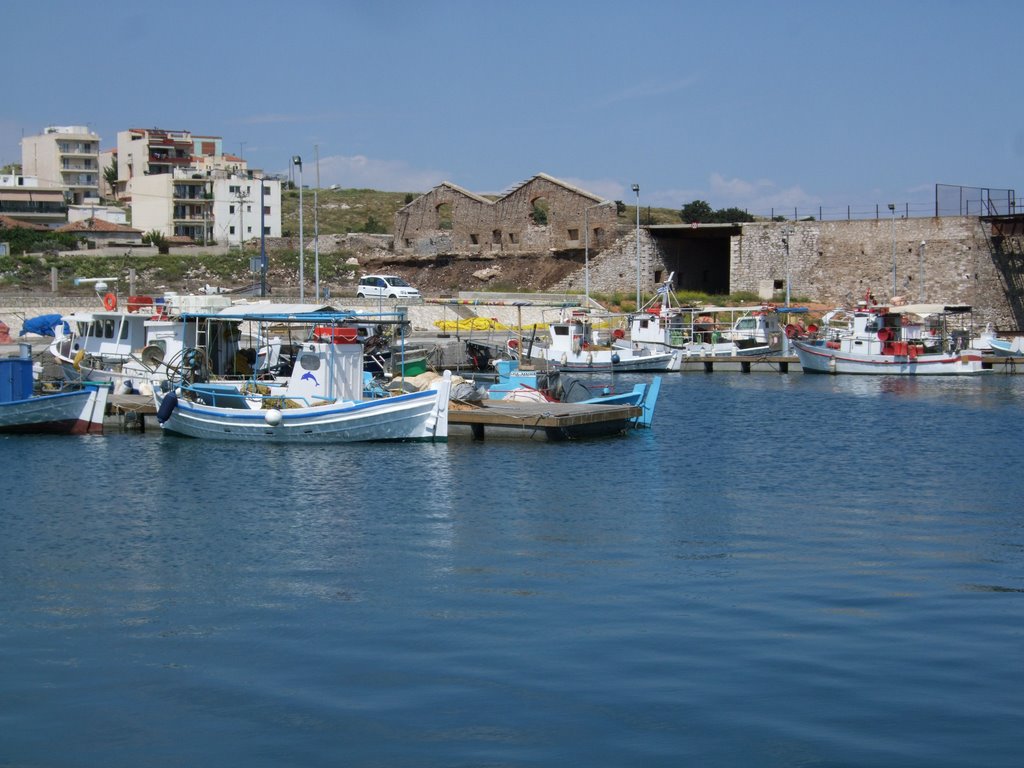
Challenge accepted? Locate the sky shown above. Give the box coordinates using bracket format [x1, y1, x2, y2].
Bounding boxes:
[3, 0, 1022, 219]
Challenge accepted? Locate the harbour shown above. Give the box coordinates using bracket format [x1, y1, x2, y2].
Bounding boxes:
[3, 372, 1023, 767]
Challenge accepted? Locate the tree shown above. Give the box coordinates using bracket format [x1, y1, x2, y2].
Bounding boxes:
[680, 200, 713, 223]
[103, 160, 118, 200]
[680, 200, 755, 224]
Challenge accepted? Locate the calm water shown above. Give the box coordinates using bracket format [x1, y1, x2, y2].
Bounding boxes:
[2, 373, 1023, 767]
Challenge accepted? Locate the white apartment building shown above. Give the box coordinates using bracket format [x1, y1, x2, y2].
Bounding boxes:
[211, 175, 282, 246]
[131, 169, 281, 246]
[20, 125, 101, 205]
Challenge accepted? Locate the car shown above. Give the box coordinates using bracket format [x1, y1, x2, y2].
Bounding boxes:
[356, 275, 421, 300]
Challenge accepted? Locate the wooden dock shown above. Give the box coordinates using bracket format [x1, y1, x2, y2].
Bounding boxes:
[448, 399, 641, 440]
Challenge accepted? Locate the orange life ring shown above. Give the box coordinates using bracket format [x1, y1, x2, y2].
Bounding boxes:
[103, 292, 117, 311]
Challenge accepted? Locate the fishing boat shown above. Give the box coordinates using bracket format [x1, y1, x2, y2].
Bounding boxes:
[622, 275, 792, 370]
[153, 309, 452, 443]
[526, 310, 675, 373]
[791, 301, 990, 375]
[48, 291, 238, 392]
[1, 354, 108, 435]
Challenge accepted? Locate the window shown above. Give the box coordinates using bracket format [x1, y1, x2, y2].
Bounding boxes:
[508, 232, 519, 244]
[491, 230, 501, 244]
[230, 226, 236, 235]
[263, 186, 271, 196]
[263, 206, 271, 215]
[469, 234, 479, 245]
[773, 279, 785, 290]
[263, 226, 271, 235]
[436, 202, 452, 230]
[229, 205, 235, 214]
[567, 228, 579, 241]
[229, 185, 240, 194]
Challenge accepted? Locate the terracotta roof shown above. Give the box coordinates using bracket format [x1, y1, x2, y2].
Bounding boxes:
[56, 218, 142, 234]
[0, 214, 50, 231]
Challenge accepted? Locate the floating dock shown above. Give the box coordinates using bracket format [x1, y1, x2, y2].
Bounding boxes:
[447, 399, 641, 440]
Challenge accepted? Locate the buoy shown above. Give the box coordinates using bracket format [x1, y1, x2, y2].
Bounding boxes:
[73, 349, 86, 371]
[103, 292, 117, 311]
[264, 408, 283, 427]
[156, 391, 178, 423]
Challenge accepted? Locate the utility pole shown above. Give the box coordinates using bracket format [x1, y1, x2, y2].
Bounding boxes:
[235, 186, 251, 257]
[314, 144, 320, 300]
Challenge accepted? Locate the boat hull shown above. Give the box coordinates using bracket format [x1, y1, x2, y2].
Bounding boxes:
[156, 383, 450, 443]
[792, 340, 989, 375]
[0, 386, 108, 435]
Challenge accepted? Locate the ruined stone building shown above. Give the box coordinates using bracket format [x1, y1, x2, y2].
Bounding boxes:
[393, 173, 619, 258]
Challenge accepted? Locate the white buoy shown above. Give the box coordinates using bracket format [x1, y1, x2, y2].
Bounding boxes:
[264, 408, 283, 426]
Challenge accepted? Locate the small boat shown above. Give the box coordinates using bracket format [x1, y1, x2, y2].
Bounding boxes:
[988, 336, 1024, 358]
[470, 357, 660, 429]
[1, 354, 108, 435]
[526, 310, 676, 373]
[791, 301, 990, 375]
[154, 309, 452, 443]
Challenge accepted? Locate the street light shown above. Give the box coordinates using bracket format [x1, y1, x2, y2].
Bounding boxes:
[888, 202, 896, 300]
[918, 240, 926, 302]
[293, 155, 304, 301]
[584, 201, 610, 306]
[632, 183, 640, 309]
[782, 233, 791, 307]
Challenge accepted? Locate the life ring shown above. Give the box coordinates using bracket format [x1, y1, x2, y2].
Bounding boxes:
[103, 292, 117, 311]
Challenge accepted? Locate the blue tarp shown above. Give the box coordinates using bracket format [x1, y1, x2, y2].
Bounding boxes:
[19, 314, 66, 337]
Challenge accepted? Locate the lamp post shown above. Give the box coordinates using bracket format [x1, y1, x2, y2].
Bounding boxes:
[888, 202, 896, 300]
[782, 232, 791, 307]
[314, 144, 320, 300]
[632, 183, 640, 309]
[918, 240, 926, 302]
[293, 155, 304, 301]
[260, 178, 267, 297]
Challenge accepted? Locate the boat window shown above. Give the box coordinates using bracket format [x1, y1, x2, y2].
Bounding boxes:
[553, 326, 569, 337]
[735, 318, 756, 330]
[298, 352, 321, 371]
[119, 321, 129, 340]
[102, 319, 116, 339]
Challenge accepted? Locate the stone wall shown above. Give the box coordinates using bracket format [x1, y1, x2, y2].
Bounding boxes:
[732, 217, 1011, 326]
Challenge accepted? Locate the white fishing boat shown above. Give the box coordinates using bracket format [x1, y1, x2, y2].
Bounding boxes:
[791, 302, 990, 375]
[526, 310, 675, 373]
[1, 354, 108, 435]
[154, 309, 451, 443]
[48, 292, 238, 392]
[621, 275, 792, 370]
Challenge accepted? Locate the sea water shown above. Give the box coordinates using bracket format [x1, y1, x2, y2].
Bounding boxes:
[2, 373, 1023, 767]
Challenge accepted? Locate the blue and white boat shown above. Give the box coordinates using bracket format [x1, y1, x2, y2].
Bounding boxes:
[154, 310, 451, 443]
[1, 354, 108, 435]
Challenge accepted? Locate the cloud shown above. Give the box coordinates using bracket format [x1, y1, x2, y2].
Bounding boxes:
[288, 153, 449, 193]
[592, 77, 698, 108]
[706, 173, 819, 215]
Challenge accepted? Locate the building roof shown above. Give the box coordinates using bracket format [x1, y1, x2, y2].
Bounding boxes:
[56, 218, 141, 234]
[0, 214, 50, 230]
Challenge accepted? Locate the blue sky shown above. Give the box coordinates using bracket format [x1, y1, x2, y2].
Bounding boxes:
[3, 0, 1021, 218]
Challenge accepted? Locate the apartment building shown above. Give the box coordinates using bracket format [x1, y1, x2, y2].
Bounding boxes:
[0, 173, 68, 228]
[131, 169, 281, 246]
[211, 175, 282, 247]
[20, 125, 101, 205]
